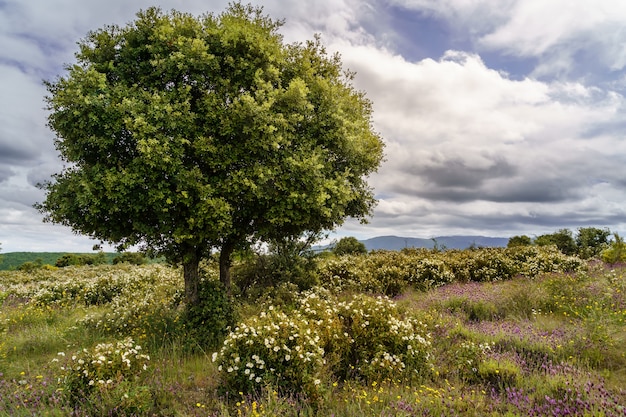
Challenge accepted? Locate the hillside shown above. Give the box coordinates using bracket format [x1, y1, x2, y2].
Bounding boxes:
[0, 252, 117, 270]
[360, 235, 509, 251]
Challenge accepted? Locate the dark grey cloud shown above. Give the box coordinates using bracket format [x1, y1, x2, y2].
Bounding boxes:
[0, 140, 38, 164]
[411, 155, 516, 188]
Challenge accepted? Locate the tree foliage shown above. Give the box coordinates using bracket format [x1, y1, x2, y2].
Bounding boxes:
[37, 4, 384, 305]
[533, 229, 577, 255]
[112, 252, 147, 265]
[575, 227, 610, 259]
[506, 235, 532, 248]
[332, 236, 367, 255]
[55, 253, 107, 267]
[601, 233, 626, 264]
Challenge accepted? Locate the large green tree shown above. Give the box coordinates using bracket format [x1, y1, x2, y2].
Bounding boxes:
[37, 4, 384, 305]
[534, 229, 577, 255]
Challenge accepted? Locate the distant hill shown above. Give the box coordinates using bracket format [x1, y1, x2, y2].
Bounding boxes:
[1, 236, 509, 269]
[322, 235, 509, 252]
[363, 235, 509, 251]
[0, 252, 119, 271]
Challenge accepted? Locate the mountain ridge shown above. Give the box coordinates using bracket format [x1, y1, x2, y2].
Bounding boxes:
[355, 235, 509, 251]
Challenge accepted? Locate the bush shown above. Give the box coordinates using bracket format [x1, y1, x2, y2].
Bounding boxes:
[182, 278, 235, 350]
[55, 337, 152, 413]
[323, 293, 433, 382]
[213, 308, 325, 398]
[214, 290, 434, 398]
[17, 259, 43, 272]
[233, 239, 319, 298]
[453, 340, 493, 383]
[77, 266, 183, 342]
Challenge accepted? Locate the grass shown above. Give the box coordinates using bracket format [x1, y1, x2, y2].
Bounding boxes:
[0, 258, 625, 416]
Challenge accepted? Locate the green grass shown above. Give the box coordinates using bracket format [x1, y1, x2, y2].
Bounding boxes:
[0, 258, 625, 416]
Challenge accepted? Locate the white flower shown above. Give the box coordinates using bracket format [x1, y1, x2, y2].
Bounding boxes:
[285, 354, 291, 361]
[212, 352, 218, 362]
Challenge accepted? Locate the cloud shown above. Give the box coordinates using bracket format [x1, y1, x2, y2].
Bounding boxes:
[387, 0, 626, 79]
[324, 43, 626, 236]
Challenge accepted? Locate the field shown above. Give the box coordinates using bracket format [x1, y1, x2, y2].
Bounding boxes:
[0, 247, 625, 416]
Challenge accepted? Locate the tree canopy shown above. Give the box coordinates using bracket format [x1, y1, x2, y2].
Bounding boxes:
[37, 4, 384, 304]
[332, 236, 367, 255]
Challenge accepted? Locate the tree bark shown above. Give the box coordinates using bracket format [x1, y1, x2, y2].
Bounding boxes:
[219, 240, 236, 295]
[183, 251, 201, 306]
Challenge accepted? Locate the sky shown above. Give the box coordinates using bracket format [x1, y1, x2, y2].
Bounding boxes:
[2, 0, 626, 252]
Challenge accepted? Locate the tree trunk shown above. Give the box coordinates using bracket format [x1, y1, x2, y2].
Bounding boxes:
[219, 240, 235, 295]
[183, 251, 201, 306]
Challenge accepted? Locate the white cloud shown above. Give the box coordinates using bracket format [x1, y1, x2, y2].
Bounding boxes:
[323, 41, 626, 237]
[388, 0, 626, 77]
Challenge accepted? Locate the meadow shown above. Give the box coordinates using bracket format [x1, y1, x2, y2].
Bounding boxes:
[0, 246, 624, 416]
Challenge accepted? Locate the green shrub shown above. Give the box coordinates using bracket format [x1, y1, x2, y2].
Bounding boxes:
[182, 278, 235, 350]
[78, 266, 183, 343]
[233, 242, 319, 298]
[17, 259, 43, 272]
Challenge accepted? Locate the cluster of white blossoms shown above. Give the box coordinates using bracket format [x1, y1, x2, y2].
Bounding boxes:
[214, 288, 435, 396]
[214, 307, 325, 395]
[55, 337, 150, 391]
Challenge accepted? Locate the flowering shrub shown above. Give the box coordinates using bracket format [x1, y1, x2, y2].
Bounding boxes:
[214, 290, 434, 398]
[77, 266, 182, 341]
[321, 294, 433, 382]
[318, 247, 584, 296]
[213, 308, 325, 397]
[55, 337, 151, 412]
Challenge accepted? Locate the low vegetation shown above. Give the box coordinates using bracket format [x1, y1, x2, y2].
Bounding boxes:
[0, 245, 624, 416]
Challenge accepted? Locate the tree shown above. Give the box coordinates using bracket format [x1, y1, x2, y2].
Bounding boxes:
[332, 236, 367, 255]
[575, 227, 610, 259]
[507, 235, 532, 248]
[601, 233, 626, 264]
[37, 4, 384, 305]
[534, 229, 577, 255]
[112, 252, 147, 265]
